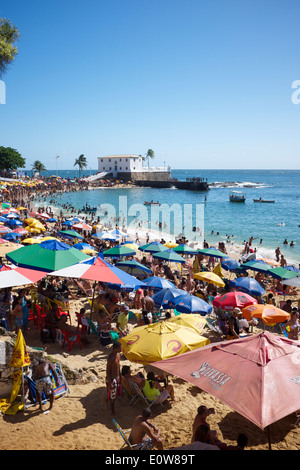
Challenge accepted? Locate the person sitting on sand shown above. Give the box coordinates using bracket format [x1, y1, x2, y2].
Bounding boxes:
[142, 371, 175, 404]
[192, 405, 227, 449]
[129, 408, 163, 450]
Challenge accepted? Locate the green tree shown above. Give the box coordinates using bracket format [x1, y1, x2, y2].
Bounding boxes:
[0, 18, 20, 77]
[0, 146, 25, 173]
[145, 148, 155, 167]
[74, 154, 88, 178]
[32, 160, 47, 174]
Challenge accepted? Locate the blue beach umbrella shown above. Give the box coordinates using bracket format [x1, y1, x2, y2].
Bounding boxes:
[229, 277, 266, 297]
[73, 242, 94, 250]
[47, 218, 58, 223]
[143, 276, 175, 291]
[221, 258, 240, 271]
[151, 287, 189, 309]
[2, 232, 21, 241]
[172, 294, 212, 315]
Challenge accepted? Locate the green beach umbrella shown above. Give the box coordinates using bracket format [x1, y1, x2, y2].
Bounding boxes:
[153, 249, 186, 263]
[197, 247, 228, 258]
[58, 230, 84, 240]
[6, 240, 90, 272]
[268, 267, 299, 280]
[139, 241, 168, 253]
[102, 245, 136, 257]
[241, 260, 273, 274]
[173, 244, 198, 255]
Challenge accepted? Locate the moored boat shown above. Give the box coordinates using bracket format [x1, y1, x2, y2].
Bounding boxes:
[229, 191, 245, 202]
[253, 198, 275, 203]
[144, 201, 160, 205]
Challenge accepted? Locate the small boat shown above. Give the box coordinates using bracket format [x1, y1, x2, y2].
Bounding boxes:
[253, 198, 275, 203]
[229, 191, 245, 202]
[144, 201, 160, 205]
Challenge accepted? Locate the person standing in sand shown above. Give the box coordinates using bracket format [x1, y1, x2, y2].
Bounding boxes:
[106, 342, 122, 415]
[34, 358, 59, 412]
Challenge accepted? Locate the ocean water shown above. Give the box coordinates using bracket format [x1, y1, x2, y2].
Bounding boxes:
[36, 169, 300, 264]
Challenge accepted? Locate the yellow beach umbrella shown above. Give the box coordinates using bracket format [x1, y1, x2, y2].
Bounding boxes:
[81, 248, 96, 255]
[164, 242, 178, 248]
[22, 238, 41, 245]
[194, 271, 225, 287]
[16, 206, 27, 211]
[166, 314, 207, 334]
[119, 321, 210, 364]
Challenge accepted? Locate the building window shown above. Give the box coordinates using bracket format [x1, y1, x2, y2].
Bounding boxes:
[119, 167, 122, 170]
[109, 159, 111, 162]
[126, 167, 128, 170]
[126, 158, 128, 162]
[109, 167, 112, 171]
[101, 159, 103, 162]
[103, 167, 105, 170]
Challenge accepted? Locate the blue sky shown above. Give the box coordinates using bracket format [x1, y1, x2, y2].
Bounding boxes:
[1, 0, 300, 170]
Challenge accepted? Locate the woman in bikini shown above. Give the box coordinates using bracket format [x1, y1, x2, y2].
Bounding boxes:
[283, 310, 300, 340]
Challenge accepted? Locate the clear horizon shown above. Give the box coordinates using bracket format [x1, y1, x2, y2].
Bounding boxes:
[1, 1, 300, 171]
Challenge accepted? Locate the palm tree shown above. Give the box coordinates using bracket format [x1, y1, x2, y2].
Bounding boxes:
[32, 160, 47, 175]
[74, 154, 88, 178]
[145, 149, 155, 168]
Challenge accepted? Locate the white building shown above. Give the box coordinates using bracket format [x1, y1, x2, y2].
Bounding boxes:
[98, 154, 143, 176]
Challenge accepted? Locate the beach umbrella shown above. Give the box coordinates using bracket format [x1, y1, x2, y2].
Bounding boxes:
[229, 277, 266, 297]
[194, 271, 225, 288]
[120, 241, 140, 251]
[143, 276, 175, 291]
[61, 220, 74, 227]
[58, 230, 84, 240]
[46, 218, 58, 223]
[242, 304, 291, 326]
[166, 314, 207, 335]
[72, 223, 93, 231]
[67, 217, 84, 223]
[164, 242, 178, 248]
[152, 332, 300, 432]
[212, 291, 257, 311]
[221, 258, 240, 271]
[241, 260, 273, 274]
[102, 245, 136, 257]
[115, 260, 152, 277]
[5, 219, 23, 228]
[268, 267, 299, 281]
[0, 226, 12, 233]
[1, 232, 21, 242]
[173, 244, 198, 255]
[0, 266, 47, 288]
[73, 242, 94, 251]
[6, 239, 90, 272]
[151, 287, 189, 309]
[197, 247, 228, 258]
[93, 231, 120, 241]
[37, 212, 51, 219]
[21, 238, 41, 245]
[119, 321, 210, 365]
[152, 249, 186, 263]
[285, 265, 300, 273]
[4, 213, 20, 219]
[281, 276, 300, 287]
[172, 294, 213, 315]
[109, 228, 129, 238]
[139, 241, 168, 253]
[11, 227, 28, 235]
[257, 257, 279, 267]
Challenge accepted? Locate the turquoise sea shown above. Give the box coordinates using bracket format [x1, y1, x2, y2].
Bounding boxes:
[33, 169, 300, 264]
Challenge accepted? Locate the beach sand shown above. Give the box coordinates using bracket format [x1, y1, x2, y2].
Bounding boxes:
[0, 292, 299, 451]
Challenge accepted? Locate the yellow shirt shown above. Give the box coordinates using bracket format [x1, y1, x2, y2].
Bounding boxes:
[142, 380, 160, 401]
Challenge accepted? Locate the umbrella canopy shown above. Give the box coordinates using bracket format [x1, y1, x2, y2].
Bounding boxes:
[109, 228, 129, 238]
[115, 260, 152, 277]
[242, 304, 291, 325]
[198, 247, 228, 258]
[0, 266, 47, 288]
[143, 276, 175, 291]
[151, 287, 189, 309]
[268, 267, 299, 280]
[152, 249, 185, 263]
[93, 231, 120, 241]
[139, 241, 168, 253]
[0, 226, 12, 233]
[173, 244, 198, 255]
[166, 314, 207, 335]
[221, 258, 240, 271]
[241, 260, 273, 274]
[213, 291, 257, 311]
[194, 271, 225, 287]
[6, 239, 90, 272]
[102, 245, 136, 257]
[72, 223, 93, 230]
[73, 242, 94, 251]
[173, 294, 213, 315]
[2, 232, 21, 241]
[119, 321, 210, 364]
[153, 331, 300, 429]
[229, 277, 266, 296]
[58, 229, 84, 239]
[164, 242, 178, 248]
[281, 276, 300, 287]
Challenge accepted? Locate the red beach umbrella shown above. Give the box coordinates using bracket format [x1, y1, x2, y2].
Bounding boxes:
[213, 291, 257, 311]
[153, 332, 300, 431]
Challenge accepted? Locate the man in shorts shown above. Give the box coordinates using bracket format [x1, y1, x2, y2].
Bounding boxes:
[129, 408, 163, 450]
[106, 342, 122, 415]
[34, 359, 59, 411]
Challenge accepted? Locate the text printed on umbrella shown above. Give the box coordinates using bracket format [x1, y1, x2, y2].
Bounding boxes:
[191, 362, 231, 390]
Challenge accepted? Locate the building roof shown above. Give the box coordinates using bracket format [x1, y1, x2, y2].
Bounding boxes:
[97, 154, 141, 160]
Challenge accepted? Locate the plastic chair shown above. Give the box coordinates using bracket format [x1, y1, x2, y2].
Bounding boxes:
[75, 312, 88, 334]
[35, 304, 46, 329]
[61, 330, 82, 352]
[121, 376, 140, 406]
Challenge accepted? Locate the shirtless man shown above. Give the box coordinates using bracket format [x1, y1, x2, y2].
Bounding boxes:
[129, 408, 163, 450]
[34, 359, 59, 411]
[106, 342, 122, 415]
[142, 290, 154, 315]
